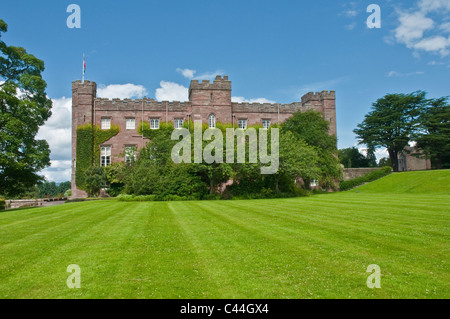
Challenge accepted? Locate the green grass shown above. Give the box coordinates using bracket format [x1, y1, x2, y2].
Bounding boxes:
[354, 170, 450, 194]
[0, 171, 449, 298]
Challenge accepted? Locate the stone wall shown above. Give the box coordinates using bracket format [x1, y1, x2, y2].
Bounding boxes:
[5, 199, 43, 209]
[342, 168, 380, 181]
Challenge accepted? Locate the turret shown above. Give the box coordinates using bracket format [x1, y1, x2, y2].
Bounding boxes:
[71, 80, 97, 198]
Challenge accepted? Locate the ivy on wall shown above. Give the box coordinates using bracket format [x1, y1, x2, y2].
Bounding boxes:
[75, 124, 120, 190]
[138, 121, 174, 140]
[137, 120, 279, 138]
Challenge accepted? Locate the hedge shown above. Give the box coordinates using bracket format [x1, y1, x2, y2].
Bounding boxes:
[117, 194, 197, 201]
[339, 166, 392, 191]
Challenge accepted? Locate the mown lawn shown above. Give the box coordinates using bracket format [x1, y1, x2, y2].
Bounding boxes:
[0, 172, 449, 299]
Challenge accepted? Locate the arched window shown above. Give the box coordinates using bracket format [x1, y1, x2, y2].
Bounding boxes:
[208, 114, 216, 128]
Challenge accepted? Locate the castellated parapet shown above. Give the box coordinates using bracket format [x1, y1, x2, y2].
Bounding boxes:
[71, 75, 336, 198]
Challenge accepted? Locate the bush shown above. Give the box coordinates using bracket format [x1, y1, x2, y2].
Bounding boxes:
[117, 194, 157, 201]
[339, 166, 392, 191]
[0, 198, 5, 211]
[202, 193, 222, 201]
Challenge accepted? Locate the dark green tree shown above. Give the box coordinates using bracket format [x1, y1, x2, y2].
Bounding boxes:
[353, 91, 428, 172]
[84, 166, 106, 197]
[0, 20, 52, 197]
[414, 97, 450, 169]
[282, 110, 342, 189]
[338, 147, 376, 168]
[378, 157, 391, 167]
[276, 130, 319, 191]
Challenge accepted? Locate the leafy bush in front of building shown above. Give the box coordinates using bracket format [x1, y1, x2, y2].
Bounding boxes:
[84, 166, 107, 197]
[0, 198, 5, 211]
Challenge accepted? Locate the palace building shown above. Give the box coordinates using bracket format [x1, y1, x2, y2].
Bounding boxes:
[71, 75, 336, 197]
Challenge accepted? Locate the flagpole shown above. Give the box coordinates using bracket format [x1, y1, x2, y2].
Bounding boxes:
[82, 53, 85, 83]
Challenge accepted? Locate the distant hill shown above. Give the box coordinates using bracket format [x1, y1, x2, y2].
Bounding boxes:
[354, 170, 450, 194]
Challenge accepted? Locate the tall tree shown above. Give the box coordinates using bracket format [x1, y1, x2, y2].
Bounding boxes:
[353, 91, 427, 172]
[276, 130, 319, 191]
[0, 20, 52, 196]
[414, 96, 450, 169]
[338, 147, 376, 168]
[283, 110, 342, 189]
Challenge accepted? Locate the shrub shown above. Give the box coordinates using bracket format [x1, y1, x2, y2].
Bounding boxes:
[0, 198, 5, 211]
[339, 166, 392, 191]
[117, 194, 157, 202]
[202, 193, 222, 201]
[117, 194, 135, 201]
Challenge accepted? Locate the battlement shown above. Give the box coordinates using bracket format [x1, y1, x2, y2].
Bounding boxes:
[94, 96, 191, 111]
[189, 75, 231, 92]
[301, 90, 335, 104]
[231, 102, 309, 113]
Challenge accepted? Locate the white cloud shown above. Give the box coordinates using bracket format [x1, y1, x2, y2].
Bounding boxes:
[36, 96, 73, 182]
[175, 67, 225, 81]
[414, 35, 450, 55]
[345, 22, 357, 30]
[428, 60, 446, 65]
[97, 83, 148, 99]
[392, 1, 450, 56]
[418, 0, 450, 13]
[232, 96, 276, 104]
[43, 96, 72, 129]
[394, 11, 434, 46]
[355, 145, 388, 162]
[36, 97, 72, 162]
[194, 70, 224, 81]
[345, 10, 358, 17]
[40, 160, 72, 183]
[155, 81, 188, 102]
[176, 68, 196, 79]
[440, 22, 450, 33]
[387, 70, 424, 77]
[37, 126, 72, 161]
[374, 148, 389, 161]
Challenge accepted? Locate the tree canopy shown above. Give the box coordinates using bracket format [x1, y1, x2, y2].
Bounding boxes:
[282, 110, 342, 189]
[0, 19, 52, 197]
[414, 96, 450, 169]
[338, 147, 377, 168]
[353, 91, 428, 172]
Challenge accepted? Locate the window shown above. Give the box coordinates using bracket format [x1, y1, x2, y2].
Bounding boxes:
[150, 118, 159, 129]
[238, 119, 247, 129]
[208, 114, 216, 128]
[262, 120, 271, 129]
[126, 118, 135, 130]
[125, 146, 136, 164]
[101, 118, 111, 130]
[100, 146, 111, 166]
[174, 118, 183, 129]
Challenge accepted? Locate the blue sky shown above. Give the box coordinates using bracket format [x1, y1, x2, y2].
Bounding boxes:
[1, 0, 449, 182]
